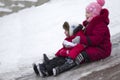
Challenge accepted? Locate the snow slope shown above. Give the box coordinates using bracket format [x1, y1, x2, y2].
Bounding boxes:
[0, 0, 120, 79]
[12, 0, 38, 2]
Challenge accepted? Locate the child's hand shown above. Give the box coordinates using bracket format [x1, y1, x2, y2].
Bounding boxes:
[63, 40, 77, 48]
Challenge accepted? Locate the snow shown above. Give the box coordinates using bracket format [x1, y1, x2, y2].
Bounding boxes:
[11, 3, 25, 7]
[0, 0, 120, 79]
[0, 2, 5, 6]
[0, 8, 12, 12]
[12, 0, 38, 2]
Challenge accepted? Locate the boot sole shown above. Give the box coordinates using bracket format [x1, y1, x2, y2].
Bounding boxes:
[32, 63, 39, 76]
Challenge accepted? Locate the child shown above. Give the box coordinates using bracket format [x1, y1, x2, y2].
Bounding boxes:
[53, 0, 112, 76]
[79, 0, 112, 62]
[33, 21, 85, 77]
[55, 21, 85, 60]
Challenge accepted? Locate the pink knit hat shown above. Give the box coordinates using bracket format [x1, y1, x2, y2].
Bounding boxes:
[86, 0, 105, 22]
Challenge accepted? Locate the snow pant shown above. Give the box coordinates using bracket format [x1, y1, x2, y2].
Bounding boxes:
[43, 57, 66, 75]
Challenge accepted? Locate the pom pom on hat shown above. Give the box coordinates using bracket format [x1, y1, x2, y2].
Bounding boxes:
[86, 0, 105, 22]
[97, 0, 105, 6]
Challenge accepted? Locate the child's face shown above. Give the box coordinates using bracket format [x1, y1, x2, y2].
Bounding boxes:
[85, 11, 92, 20]
[64, 30, 69, 37]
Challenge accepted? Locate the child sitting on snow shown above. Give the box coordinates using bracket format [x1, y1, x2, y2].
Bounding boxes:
[55, 21, 85, 60]
[33, 21, 87, 77]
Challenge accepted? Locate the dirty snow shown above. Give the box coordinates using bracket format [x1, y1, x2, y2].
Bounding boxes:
[0, 8, 12, 12]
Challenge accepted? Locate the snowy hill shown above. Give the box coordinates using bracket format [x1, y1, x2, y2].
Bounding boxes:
[0, 0, 120, 80]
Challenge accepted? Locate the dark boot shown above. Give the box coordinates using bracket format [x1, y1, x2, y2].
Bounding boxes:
[37, 57, 66, 77]
[52, 58, 76, 76]
[32, 63, 39, 76]
[38, 63, 49, 77]
[45, 57, 66, 76]
[43, 53, 49, 63]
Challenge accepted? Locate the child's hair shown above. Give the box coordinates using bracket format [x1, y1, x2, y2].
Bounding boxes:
[63, 21, 69, 32]
[63, 21, 83, 36]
